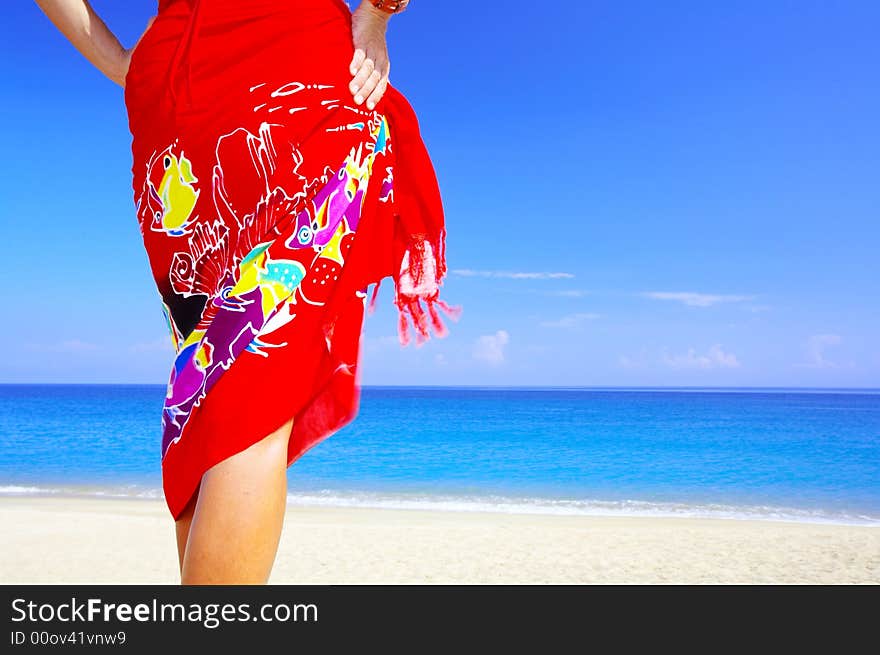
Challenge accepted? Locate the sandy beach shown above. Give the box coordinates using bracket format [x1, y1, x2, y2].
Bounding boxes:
[1, 496, 877, 584]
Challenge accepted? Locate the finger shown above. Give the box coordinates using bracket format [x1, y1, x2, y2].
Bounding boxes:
[349, 48, 365, 76]
[365, 75, 388, 110]
[350, 58, 375, 98]
[349, 57, 375, 98]
[355, 69, 382, 105]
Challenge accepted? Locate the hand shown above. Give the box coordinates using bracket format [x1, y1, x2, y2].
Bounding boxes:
[348, 2, 392, 110]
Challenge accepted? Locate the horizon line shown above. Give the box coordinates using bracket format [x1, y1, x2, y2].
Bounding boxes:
[0, 382, 878, 393]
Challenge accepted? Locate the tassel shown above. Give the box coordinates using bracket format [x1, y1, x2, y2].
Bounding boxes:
[408, 296, 430, 344]
[385, 232, 463, 347]
[368, 279, 381, 315]
[396, 299, 411, 347]
[434, 297, 463, 321]
[426, 299, 448, 338]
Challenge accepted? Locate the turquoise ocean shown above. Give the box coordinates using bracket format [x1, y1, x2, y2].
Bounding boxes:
[1, 384, 878, 525]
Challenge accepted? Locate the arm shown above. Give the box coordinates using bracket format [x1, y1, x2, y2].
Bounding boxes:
[33, 0, 146, 88]
[348, 1, 398, 110]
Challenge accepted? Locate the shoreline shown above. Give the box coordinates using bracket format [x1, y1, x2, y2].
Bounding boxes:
[2, 487, 878, 528]
[2, 495, 878, 584]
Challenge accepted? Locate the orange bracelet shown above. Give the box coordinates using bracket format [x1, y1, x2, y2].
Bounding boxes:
[369, 0, 410, 13]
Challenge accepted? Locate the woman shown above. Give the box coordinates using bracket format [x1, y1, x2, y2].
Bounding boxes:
[34, 0, 460, 584]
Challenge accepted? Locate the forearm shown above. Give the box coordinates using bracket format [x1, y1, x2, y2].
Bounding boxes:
[357, 1, 394, 25]
[33, 0, 127, 85]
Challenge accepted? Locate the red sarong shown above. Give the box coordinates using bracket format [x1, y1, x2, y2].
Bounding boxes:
[124, 0, 461, 520]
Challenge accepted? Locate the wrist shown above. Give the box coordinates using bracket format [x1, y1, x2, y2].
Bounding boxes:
[359, 1, 394, 22]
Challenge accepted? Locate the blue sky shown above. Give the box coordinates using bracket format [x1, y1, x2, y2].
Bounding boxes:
[2, 0, 878, 387]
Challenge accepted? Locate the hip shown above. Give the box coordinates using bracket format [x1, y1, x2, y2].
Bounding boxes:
[125, 0, 358, 121]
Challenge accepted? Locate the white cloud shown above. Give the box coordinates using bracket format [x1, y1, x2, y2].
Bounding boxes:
[618, 348, 650, 369]
[453, 269, 574, 280]
[545, 289, 591, 298]
[660, 344, 741, 369]
[129, 336, 175, 353]
[642, 291, 755, 307]
[361, 334, 400, 354]
[539, 312, 602, 328]
[804, 334, 843, 369]
[472, 330, 509, 366]
[24, 339, 99, 353]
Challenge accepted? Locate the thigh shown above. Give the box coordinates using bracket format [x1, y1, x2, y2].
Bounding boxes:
[180, 418, 294, 583]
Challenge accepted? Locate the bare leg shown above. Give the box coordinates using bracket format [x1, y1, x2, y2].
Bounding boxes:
[179, 417, 295, 584]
